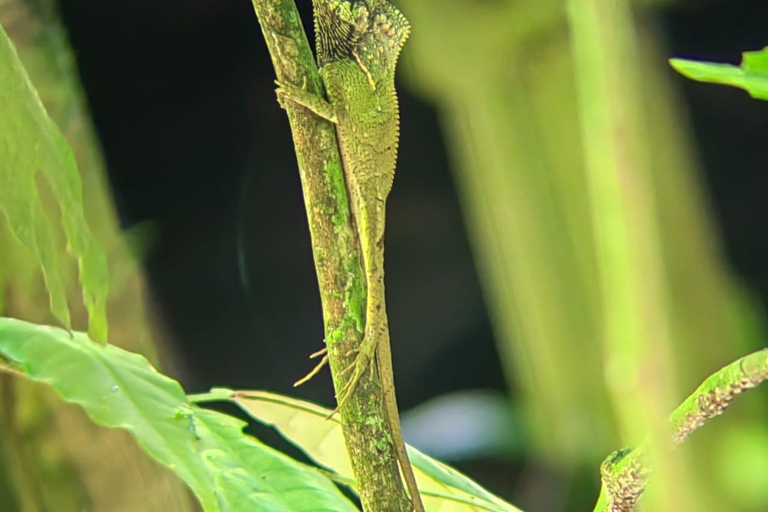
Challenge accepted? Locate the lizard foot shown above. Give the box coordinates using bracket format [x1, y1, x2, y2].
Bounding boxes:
[294, 347, 329, 387]
[326, 337, 378, 418]
[274, 79, 338, 123]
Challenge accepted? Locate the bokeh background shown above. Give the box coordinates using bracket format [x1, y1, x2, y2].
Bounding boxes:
[2, 0, 768, 510]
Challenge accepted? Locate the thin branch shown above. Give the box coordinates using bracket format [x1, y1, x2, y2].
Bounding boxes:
[594, 349, 768, 512]
[248, 1, 411, 510]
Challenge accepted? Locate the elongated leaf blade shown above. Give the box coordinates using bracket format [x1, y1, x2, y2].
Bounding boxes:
[220, 390, 524, 512]
[0, 22, 108, 339]
[670, 47, 768, 100]
[0, 318, 358, 512]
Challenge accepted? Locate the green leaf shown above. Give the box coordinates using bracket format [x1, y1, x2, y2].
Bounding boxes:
[0, 21, 108, 340]
[0, 318, 358, 512]
[670, 47, 768, 100]
[195, 390, 524, 512]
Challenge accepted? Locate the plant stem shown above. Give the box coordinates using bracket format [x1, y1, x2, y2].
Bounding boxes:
[567, 0, 696, 508]
[594, 348, 768, 511]
[249, 1, 411, 510]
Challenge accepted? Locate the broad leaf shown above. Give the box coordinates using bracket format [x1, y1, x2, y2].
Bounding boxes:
[0, 318, 358, 512]
[670, 47, 768, 100]
[0, 22, 108, 340]
[193, 389, 525, 512]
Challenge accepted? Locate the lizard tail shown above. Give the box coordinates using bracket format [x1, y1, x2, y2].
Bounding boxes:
[361, 222, 425, 512]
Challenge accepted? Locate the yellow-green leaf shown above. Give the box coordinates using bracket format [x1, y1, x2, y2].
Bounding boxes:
[196, 389, 524, 512]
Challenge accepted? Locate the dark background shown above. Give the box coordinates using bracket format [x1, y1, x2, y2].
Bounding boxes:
[55, 0, 768, 506]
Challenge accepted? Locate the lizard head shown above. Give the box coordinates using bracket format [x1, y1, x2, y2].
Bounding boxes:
[313, 0, 410, 82]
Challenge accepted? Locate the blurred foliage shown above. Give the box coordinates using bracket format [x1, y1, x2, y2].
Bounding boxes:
[0, 5, 108, 341]
[398, 0, 768, 510]
[0, 1, 196, 510]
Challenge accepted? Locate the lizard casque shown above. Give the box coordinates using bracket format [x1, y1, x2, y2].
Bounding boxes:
[275, 1, 424, 510]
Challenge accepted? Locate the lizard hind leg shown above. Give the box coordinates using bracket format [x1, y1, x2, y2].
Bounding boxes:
[331, 201, 389, 416]
[330, 254, 387, 416]
[329, 333, 379, 417]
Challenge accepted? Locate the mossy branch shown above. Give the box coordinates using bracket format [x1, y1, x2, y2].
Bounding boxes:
[249, 1, 411, 511]
[594, 349, 768, 512]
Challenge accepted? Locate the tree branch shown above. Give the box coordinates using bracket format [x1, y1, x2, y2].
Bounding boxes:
[594, 349, 768, 512]
[248, 1, 411, 510]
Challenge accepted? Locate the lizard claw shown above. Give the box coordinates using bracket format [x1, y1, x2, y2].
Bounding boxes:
[310, 347, 328, 359]
[294, 346, 330, 387]
[274, 80, 292, 109]
[294, 354, 329, 387]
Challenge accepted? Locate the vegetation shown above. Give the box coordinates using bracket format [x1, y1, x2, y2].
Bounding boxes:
[1, 1, 767, 511]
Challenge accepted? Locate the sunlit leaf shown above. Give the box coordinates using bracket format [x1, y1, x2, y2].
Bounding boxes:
[195, 389, 524, 512]
[0, 318, 358, 512]
[670, 47, 768, 100]
[0, 22, 108, 340]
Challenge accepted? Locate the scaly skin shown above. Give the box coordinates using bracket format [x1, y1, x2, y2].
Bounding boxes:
[277, 1, 423, 511]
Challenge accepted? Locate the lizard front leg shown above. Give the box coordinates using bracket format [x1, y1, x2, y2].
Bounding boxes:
[275, 80, 338, 124]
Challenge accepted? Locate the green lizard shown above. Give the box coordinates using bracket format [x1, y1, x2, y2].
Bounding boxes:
[276, 1, 424, 511]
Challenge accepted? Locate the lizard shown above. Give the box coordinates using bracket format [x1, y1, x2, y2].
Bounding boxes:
[275, 1, 424, 510]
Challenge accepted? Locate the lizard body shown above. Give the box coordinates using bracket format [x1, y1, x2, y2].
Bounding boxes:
[277, 1, 423, 511]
